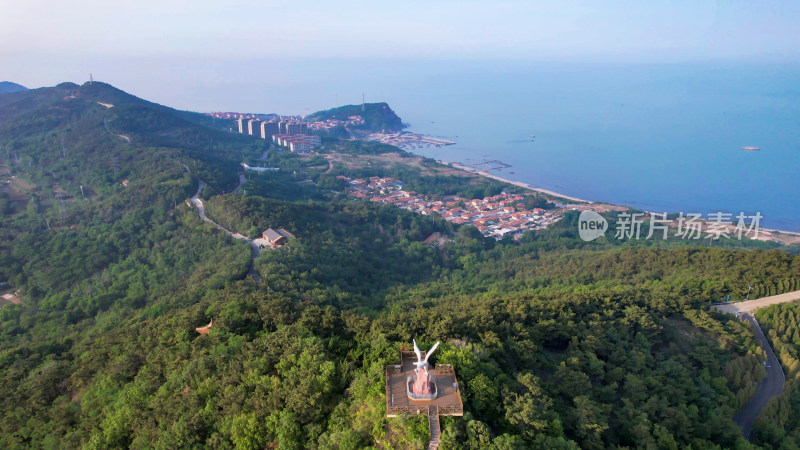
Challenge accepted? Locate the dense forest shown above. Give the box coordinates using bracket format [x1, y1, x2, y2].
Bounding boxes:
[1, 82, 799, 448]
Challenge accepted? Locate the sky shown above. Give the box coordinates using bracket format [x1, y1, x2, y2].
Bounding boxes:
[2, 0, 799, 110]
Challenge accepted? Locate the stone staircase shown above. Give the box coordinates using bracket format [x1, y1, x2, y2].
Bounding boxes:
[427, 406, 440, 450]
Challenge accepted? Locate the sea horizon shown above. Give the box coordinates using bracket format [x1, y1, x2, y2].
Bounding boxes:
[375, 61, 800, 233]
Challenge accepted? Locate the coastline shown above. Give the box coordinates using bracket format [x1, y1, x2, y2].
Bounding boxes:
[443, 161, 594, 204]
[438, 159, 800, 244]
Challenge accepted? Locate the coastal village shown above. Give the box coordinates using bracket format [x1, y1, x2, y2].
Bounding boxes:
[214, 108, 796, 245]
[339, 175, 564, 239]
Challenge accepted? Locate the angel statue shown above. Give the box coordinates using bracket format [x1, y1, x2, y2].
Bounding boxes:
[411, 339, 440, 396]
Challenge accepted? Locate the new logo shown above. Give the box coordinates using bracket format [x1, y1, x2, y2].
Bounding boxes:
[578, 210, 608, 241]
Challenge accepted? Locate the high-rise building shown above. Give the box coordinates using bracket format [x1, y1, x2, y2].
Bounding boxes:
[286, 121, 308, 135]
[247, 119, 260, 136]
[261, 121, 279, 139]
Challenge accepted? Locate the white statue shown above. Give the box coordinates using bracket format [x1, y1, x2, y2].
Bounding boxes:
[412, 339, 440, 372]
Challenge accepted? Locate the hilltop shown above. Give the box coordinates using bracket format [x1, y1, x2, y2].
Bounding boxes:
[0, 81, 266, 191]
[0, 81, 27, 94]
[306, 102, 405, 132]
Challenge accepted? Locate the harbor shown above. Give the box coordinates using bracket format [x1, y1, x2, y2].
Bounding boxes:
[360, 131, 455, 149]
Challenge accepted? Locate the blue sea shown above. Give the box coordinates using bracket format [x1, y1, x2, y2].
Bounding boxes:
[135, 58, 800, 231]
[386, 62, 800, 232]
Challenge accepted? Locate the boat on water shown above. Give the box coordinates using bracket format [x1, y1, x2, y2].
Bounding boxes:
[743, 146, 761, 151]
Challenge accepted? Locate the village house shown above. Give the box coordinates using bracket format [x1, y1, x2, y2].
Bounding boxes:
[262, 228, 295, 247]
[339, 176, 564, 239]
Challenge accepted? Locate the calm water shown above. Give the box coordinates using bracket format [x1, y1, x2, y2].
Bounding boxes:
[387, 63, 800, 232]
[125, 58, 800, 231]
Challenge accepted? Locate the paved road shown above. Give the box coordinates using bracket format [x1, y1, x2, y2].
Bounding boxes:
[712, 291, 800, 438]
[733, 312, 786, 438]
[186, 169, 262, 281]
[712, 290, 800, 314]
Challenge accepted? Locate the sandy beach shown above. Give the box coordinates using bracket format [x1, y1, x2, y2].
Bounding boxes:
[443, 161, 593, 204]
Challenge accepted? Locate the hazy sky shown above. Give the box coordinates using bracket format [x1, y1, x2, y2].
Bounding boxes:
[2, 0, 799, 110]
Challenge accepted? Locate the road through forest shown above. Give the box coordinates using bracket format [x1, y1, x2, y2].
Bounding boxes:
[183, 164, 262, 281]
[712, 290, 800, 437]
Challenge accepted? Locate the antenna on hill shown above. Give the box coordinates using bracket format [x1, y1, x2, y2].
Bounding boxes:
[89, 74, 94, 84]
[362, 92, 365, 112]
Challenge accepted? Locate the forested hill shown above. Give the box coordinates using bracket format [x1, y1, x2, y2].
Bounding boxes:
[2, 81, 800, 448]
[0, 81, 265, 193]
[306, 102, 405, 132]
[0, 81, 27, 94]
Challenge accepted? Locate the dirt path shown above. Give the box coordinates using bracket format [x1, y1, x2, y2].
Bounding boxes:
[103, 116, 131, 143]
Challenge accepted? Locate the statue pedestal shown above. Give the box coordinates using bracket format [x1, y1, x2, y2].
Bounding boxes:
[407, 369, 438, 401]
[385, 348, 464, 418]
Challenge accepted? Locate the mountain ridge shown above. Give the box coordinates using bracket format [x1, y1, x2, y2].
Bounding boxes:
[0, 81, 27, 94]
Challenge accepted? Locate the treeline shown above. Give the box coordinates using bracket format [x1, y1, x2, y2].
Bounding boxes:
[753, 280, 800, 298]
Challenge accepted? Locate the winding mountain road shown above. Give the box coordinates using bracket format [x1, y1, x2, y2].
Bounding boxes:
[183, 164, 261, 281]
[712, 290, 800, 438]
[733, 312, 786, 438]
